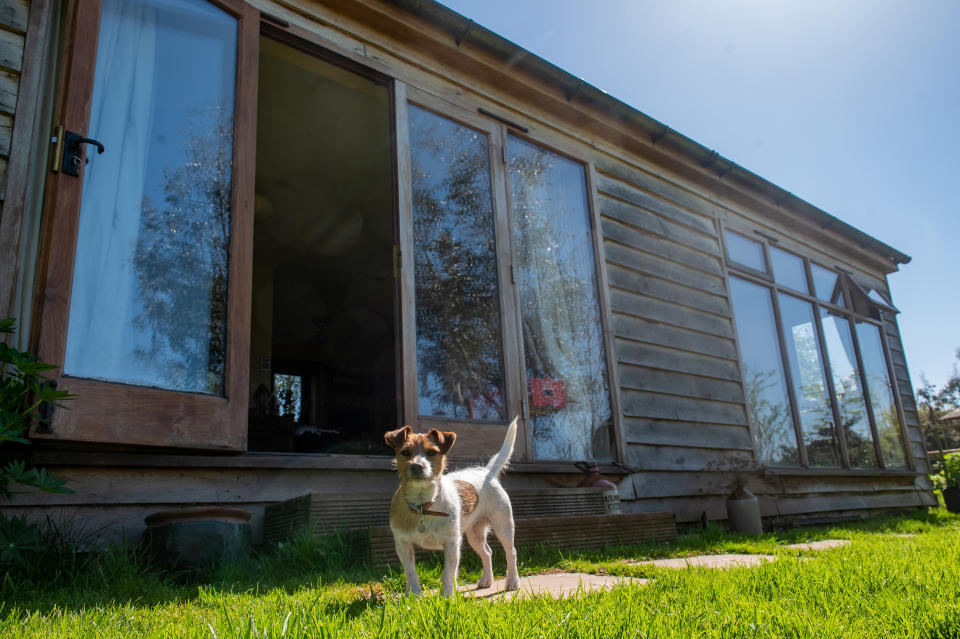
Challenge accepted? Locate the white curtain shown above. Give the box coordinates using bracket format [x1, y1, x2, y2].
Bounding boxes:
[510, 138, 613, 461]
[64, 0, 157, 383]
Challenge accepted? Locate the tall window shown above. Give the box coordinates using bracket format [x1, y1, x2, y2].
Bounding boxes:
[408, 106, 507, 421]
[508, 136, 613, 461]
[724, 228, 909, 470]
[402, 97, 615, 461]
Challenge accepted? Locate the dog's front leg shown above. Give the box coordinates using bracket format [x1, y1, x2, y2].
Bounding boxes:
[395, 540, 421, 595]
[440, 540, 461, 596]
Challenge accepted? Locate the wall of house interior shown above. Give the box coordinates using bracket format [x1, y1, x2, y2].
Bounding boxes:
[248, 36, 397, 453]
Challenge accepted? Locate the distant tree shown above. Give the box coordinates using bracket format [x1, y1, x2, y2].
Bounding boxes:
[917, 350, 960, 455]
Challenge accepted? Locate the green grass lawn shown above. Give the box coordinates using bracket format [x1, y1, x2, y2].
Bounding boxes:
[2, 509, 959, 638]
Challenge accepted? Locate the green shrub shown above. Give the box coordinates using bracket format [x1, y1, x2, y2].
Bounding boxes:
[0, 317, 73, 497]
[941, 452, 960, 489]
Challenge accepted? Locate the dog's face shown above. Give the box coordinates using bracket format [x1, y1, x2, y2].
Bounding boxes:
[385, 426, 456, 482]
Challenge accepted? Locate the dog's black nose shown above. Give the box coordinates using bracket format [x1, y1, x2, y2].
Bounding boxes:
[409, 462, 425, 475]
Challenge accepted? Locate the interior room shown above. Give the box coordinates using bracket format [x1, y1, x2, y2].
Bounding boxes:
[248, 36, 397, 454]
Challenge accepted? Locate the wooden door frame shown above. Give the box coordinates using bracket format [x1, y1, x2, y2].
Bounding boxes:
[397, 85, 527, 461]
[29, 0, 259, 450]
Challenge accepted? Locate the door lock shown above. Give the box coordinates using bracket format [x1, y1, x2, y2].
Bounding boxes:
[53, 127, 105, 177]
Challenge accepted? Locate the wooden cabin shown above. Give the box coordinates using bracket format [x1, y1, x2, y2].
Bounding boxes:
[0, 0, 934, 545]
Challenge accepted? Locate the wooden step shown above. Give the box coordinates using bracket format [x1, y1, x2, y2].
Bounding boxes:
[369, 512, 677, 567]
[263, 487, 610, 545]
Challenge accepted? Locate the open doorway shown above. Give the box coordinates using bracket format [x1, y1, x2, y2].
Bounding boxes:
[248, 35, 397, 454]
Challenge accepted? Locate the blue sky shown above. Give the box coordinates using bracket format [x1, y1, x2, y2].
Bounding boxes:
[440, 0, 960, 394]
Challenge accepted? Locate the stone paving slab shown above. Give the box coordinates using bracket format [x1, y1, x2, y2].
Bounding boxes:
[445, 539, 856, 599]
[460, 572, 649, 601]
[782, 539, 851, 551]
[629, 553, 778, 570]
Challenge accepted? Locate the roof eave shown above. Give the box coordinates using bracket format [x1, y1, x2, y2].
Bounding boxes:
[388, 0, 911, 267]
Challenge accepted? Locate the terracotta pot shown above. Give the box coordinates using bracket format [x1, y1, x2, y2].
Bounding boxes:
[145, 507, 251, 572]
[943, 487, 960, 513]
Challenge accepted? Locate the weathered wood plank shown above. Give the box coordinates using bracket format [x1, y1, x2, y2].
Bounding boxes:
[625, 443, 754, 471]
[0, 27, 23, 71]
[624, 419, 753, 451]
[601, 217, 723, 276]
[775, 490, 925, 516]
[606, 262, 730, 317]
[610, 288, 733, 338]
[0, 154, 6, 200]
[619, 364, 744, 404]
[0, 69, 16, 114]
[599, 194, 719, 256]
[621, 389, 748, 427]
[0, 0, 28, 33]
[615, 339, 741, 382]
[622, 494, 733, 522]
[0, 110, 11, 155]
[597, 173, 716, 236]
[603, 241, 726, 296]
[594, 155, 726, 225]
[612, 312, 739, 361]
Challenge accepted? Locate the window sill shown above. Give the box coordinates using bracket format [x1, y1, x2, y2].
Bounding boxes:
[29, 450, 628, 476]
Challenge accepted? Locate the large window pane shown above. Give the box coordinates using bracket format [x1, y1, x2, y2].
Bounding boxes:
[729, 277, 799, 466]
[64, 0, 237, 394]
[509, 136, 612, 461]
[856, 321, 909, 469]
[408, 106, 506, 420]
[810, 263, 842, 305]
[725, 230, 766, 272]
[819, 311, 878, 468]
[770, 247, 808, 293]
[777, 294, 839, 467]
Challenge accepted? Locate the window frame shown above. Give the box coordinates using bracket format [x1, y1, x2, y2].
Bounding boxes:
[397, 85, 624, 463]
[720, 221, 912, 472]
[29, 6, 624, 462]
[30, 0, 259, 451]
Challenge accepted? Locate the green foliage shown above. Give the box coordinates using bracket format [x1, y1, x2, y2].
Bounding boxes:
[0, 515, 40, 568]
[935, 452, 960, 489]
[0, 318, 74, 498]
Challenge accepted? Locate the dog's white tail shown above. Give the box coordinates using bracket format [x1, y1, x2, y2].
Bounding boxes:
[485, 416, 518, 478]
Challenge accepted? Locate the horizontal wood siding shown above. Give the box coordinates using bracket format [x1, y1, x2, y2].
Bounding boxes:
[593, 149, 931, 523]
[0, 0, 26, 207]
[881, 309, 930, 474]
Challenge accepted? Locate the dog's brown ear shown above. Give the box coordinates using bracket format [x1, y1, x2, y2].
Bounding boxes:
[428, 429, 457, 454]
[385, 425, 412, 451]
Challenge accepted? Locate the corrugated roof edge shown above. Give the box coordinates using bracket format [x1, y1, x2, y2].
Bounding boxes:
[389, 0, 911, 267]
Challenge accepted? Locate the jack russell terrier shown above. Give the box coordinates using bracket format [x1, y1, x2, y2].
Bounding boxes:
[384, 417, 520, 596]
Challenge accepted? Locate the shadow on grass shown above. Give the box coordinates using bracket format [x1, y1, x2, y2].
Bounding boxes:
[2, 508, 957, 618]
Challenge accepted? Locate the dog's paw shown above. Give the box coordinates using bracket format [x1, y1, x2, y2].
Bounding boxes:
[476, 574, 493, 589]
[504, 575, 520, 591]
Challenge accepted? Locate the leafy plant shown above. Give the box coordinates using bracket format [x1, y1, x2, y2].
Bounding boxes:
[0, 514, 40, 568]
[939, 452, 960, 489]
[0, 317, 74, 497]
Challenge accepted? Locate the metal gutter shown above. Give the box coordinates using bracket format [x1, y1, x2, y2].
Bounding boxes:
[388, 0, 911, 267]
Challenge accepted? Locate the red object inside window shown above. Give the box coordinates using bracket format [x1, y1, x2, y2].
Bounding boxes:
[529, 377, 566, 409]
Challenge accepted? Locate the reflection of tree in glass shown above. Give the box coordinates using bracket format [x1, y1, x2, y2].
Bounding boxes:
[743, 368, 798, 466]
[132, 105, 232, 395]
[788, 325, 839, 467]
[409, 111, 504, 418]
[832, 374, 878, 468]
[509, 142, 612, 460]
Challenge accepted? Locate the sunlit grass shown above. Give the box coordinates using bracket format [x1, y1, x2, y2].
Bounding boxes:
[2, 509, 958, 638]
